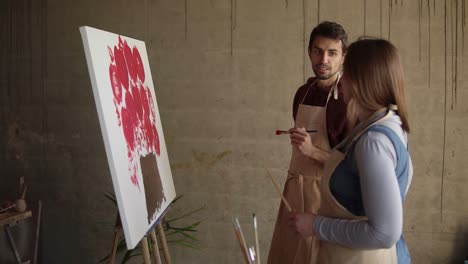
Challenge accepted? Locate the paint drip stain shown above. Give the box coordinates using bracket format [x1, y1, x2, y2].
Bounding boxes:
[185, 0, 188, 40]
[108, 36, 161, 190]
[388, 0, 393, 40]
[171, 150, 232, 171]
[419, 0, 422, 61]
[380, 0, 383, 37]
[193, 150, 232, 169]
[364, 0, 367, 36]
[231, 0, 238, 55]
[428, 0, 431, 90]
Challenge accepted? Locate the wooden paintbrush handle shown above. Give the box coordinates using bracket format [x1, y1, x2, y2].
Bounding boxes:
[233, 218, 252, 264]
[276, 129, 317, 135]
[264, 168, 293, 212]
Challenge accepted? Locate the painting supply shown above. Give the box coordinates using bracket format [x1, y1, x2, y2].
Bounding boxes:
[15, 185, 27, 213]
[275, 129, 317, 135]
[80, 26, 176, 249]
[253, 214, 260, 264]
[249, 246, 256, 263]
[14, 199, 27, 213]
[0, 203, 15, 214]
[264, 168, 293, 212]
[233, 217, 252, 264]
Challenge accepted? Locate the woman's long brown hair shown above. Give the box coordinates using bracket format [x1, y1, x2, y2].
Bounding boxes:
[344, 38, 410, 132]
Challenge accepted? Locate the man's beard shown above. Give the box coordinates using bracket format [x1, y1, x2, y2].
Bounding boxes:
[313, 64, 339, 80]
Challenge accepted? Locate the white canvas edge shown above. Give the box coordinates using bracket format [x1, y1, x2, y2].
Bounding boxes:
[79, 25, 137, 248]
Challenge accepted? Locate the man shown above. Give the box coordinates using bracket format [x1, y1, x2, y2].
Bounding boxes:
[267, 21, 348, 264]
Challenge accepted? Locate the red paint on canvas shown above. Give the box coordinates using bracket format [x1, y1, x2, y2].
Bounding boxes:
[108, 36, 161, 190]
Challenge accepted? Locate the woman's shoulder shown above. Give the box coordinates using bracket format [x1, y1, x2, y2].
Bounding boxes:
[354, 130, 398, 168]
[356, 129, 395, 152]
[354, 113, 407, 164]
[372, 113, 408, 145]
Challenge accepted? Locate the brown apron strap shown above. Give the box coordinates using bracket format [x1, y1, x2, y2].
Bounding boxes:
[300, 73, 341, 105]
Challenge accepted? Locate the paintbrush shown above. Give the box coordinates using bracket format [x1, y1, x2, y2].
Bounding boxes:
[249, 246, 256, 263]
[253, 214, 260, 264]
[0, 203, 15, 214]
[233, 217, 253, 264]
[275, 129, 317, 135]
[264, 168, 293, 212]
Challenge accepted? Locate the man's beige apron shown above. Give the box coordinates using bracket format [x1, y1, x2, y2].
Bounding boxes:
[317, 107, 397, 264]
[268, 77, 339, 264]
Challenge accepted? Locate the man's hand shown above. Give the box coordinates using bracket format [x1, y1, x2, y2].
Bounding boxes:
[289, 127, 330, 163]
[289, 127, 317, 159]
[288, 212, 316, 237]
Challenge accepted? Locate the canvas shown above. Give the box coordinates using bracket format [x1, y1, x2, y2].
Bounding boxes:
[80, 26, 176, 249]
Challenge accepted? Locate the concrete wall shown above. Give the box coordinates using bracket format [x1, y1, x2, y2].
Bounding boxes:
[1, 0, 468, 263]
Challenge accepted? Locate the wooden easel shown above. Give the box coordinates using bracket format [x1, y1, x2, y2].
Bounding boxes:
[0, 210, 32, 264]
[108, 214, 172, 264]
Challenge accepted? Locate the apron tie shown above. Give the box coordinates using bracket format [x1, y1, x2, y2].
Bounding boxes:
[287, 170, 320, 180]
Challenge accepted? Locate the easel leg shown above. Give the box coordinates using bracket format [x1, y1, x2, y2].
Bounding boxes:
[157, 222, 172, 264]
[150, 229, 162, 264]
[33, 201, 42, 264]
[5, 226, 22, 264]
[109, 228, 121, 264]
[141, 236, 151, 264]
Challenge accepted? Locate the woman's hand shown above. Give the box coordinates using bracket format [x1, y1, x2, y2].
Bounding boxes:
[288, 212, 316, 237]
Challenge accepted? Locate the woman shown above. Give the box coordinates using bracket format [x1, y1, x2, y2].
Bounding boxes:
[290, 38, 413, 264]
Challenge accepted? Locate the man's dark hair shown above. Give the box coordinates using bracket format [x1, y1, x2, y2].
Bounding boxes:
[308, 21, 348, 53]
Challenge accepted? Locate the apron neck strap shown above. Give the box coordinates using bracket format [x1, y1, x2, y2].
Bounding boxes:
[300, 72, 341, 105]
[328, 72, 341, 102]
